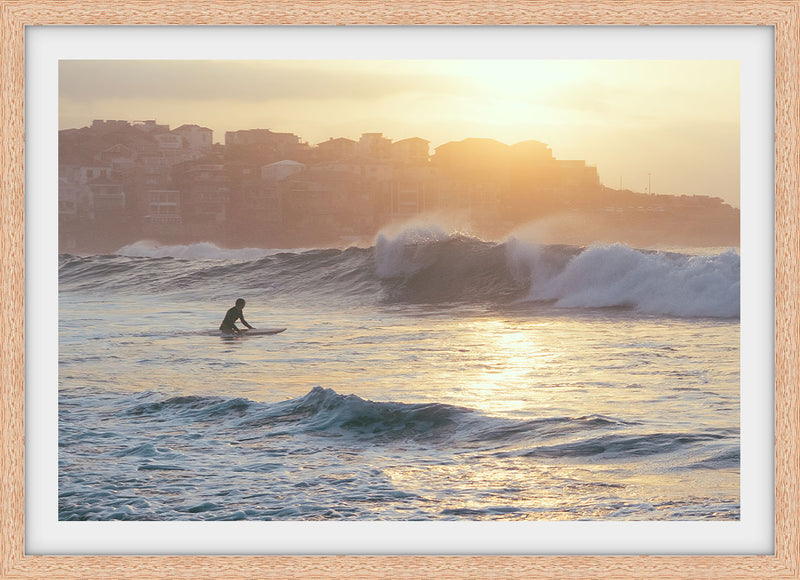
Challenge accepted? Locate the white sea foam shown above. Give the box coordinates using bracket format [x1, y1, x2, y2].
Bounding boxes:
[509, 241, 740, 318]
[374, 222, 452, 278]
[111, 236, 740, 318]
[115, 241, 280, 261]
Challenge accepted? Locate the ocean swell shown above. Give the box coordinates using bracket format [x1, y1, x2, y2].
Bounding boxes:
[64, 385, 738, 465]
[58, 232, 740, 318]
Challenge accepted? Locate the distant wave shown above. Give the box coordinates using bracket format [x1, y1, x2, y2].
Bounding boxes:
[58, 227, 740, 318]
[116, 240, 282, 261]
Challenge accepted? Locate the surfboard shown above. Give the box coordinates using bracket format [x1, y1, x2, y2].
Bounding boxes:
[219, 327, 287, 337]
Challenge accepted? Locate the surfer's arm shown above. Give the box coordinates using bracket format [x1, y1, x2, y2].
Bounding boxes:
[240, 314, 254, 329]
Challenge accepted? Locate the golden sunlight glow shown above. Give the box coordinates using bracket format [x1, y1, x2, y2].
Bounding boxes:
[450, 319, 557, 415]
[60, 59, 740, 205]
[381, 460, 631, 520]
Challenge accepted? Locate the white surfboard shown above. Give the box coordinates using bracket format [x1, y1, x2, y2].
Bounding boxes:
[233, 327, 286, 336]
[219, 327, 287, 337]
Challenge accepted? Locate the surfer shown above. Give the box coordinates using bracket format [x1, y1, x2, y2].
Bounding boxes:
[219, 298, 254, 334]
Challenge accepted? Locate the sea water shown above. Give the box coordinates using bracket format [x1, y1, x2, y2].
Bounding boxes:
[58, 228, 740, 521]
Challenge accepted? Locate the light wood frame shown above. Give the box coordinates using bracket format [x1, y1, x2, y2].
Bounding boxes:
[2, 1, 797, 578]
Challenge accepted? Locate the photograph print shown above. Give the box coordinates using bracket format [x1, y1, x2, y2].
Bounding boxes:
[58, 59, 740, 521]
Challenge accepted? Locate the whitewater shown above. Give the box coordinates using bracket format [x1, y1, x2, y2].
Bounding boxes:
[59, 229, 740, 521]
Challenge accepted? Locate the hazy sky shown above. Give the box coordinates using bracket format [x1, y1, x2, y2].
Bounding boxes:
[60, 60, 740, 206]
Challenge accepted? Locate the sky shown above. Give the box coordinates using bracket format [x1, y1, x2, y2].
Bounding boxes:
[59, 60, 740, 207]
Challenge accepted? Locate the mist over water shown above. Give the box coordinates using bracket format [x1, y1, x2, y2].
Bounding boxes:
[59, 223, 740, 521]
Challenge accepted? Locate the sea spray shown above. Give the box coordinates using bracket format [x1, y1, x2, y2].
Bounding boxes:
[61, 235, 740, 318]
[520, 243, 740, 318]
[505, 236, 578, 285]
[374, 223, 451, 278]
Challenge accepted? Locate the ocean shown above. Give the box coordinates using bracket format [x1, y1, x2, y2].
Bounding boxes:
[58, 226, 740, 521]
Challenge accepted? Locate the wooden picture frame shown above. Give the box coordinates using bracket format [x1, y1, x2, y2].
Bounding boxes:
[2, 1, 797, 577]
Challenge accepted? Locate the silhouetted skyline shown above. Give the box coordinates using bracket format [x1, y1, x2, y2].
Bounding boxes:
[59, 60, 740, 208]
[58, 118, 738, 254]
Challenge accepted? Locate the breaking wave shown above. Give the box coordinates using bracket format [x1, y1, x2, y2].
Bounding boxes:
[508, 240, 740, 318]
[59, 227, 740, 318]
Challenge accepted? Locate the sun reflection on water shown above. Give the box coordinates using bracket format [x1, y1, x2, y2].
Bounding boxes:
[444, 318, 559, 416]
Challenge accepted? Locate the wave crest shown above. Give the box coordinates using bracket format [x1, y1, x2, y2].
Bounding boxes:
[110, 386, 737, 462]
[116, 241, 279, 261]
[59, 231, 740, 318]
[516, 242, 740, 318]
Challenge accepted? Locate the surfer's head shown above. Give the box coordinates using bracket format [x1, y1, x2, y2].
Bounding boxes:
[235, 298, 246, 308]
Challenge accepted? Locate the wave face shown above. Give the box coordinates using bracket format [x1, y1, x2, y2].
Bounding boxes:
[116, 385, 737, 456]
[374, 227, 530, 304]
[509, 241, 741, 318]
[58, 385, 739, 521]
[59, 231, 740, 318]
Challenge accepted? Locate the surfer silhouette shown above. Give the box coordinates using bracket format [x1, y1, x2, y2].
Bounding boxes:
[219, 298, 254, 334]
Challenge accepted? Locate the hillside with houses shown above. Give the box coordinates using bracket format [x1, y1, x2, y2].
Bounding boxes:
[58, 119, 740, 253]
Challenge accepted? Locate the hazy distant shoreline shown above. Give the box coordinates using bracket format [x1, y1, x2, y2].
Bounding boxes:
[59, 121, 739, 255]
[59, 205, 740, 257]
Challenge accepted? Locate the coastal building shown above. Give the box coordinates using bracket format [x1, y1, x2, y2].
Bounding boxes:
[150, 131, 209, 166]
[391, 137, 430, 165]
[226, 162, 267, 234]
[389, 179, 428, 219]
[138, 152, 172, 180]
[234, 179, 283, 238]
[98, 144, 137, 171]
[508, 140, 555, 173]
[556, 160, 601, 189]
[172, 124, 213, 151]
[279, 168, 377, 241]
[261, 160, 306, 182]
[132, 119, 170, 134]
[225, 128, 307, 164]
[433, 138, 512, 183]
[58, 178, 87, 220]
[318, 157, 393, 182]
[77, 165, 116, 184]
[155, 132, 184, 150]
[91, 119, 132, 133]
[173, 163, 230, 230]
[87, 174, 126, 215]
[387, 164, 439, 219]
[144, 190, 182, 226]
[357, 133, 392, 160]
[57, 117, 738, 252]
[226, 128, 300, 150]
[316, 137, 357, 162]
[58, 165, 115, 221]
